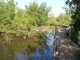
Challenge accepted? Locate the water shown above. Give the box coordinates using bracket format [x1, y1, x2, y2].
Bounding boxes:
[0, 32, 54, 60]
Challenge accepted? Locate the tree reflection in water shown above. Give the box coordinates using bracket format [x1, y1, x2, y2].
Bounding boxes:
[0, 32, 54, 60]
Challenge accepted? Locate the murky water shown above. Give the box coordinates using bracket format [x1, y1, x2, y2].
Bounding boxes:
[0, 32, 54, 60]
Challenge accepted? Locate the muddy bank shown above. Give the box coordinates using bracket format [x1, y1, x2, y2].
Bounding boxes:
[37, 26, 54, 32]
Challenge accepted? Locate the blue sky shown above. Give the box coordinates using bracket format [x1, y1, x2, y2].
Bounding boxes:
[14, 0, 66, 17]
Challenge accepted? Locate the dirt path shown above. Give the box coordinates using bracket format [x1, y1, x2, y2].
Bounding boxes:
[58, 31, 78, 60]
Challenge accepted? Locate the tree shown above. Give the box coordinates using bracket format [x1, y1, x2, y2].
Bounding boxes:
[47, 14, 59, 26]
[25, 1, 39, 26]
[66, 0, 80, 29]
[65, 0, 80, 43]
[57, 13, 71, 26]
[0, 1, 52, 38]
[0, 0, 15, 33]
[38, 2, 51, 26]
[25, 1, 51, 26]
[0, 0, 6, 32]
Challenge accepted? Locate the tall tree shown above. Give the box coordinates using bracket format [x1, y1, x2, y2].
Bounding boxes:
[57, 13, 71, 26]
[0, 0, 6, 32]
[0, 0, 15, 33]
[38, 2, 51, 26]
[66, 0, 80, 30]
[25, 1, 51, 26]
[47, 14, 59, 26]
[66, 0, 80, 43]
[25, 1, 39, 26]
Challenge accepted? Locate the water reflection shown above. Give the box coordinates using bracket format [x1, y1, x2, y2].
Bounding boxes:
[0, 32, 54, 60]
[14, 53, 29, 60]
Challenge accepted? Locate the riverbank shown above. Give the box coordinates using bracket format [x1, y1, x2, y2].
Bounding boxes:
[37, 26, 54, 32]
[0, 26, 63, 40]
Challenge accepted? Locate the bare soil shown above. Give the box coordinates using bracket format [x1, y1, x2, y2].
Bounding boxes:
[37, 26, 54, 32]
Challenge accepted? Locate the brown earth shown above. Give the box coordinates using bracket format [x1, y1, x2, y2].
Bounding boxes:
[37, 26, 54, 32]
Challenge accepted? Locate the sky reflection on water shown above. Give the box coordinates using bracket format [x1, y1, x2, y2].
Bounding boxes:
[0, 32, 54, 60]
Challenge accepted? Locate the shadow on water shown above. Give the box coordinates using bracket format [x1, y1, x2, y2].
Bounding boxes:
[0, 31, 54, 60]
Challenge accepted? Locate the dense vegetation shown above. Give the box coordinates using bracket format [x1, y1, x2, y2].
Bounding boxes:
[65, 0, 80, 60]
[65, 0, 80, 44]
[0, 0, 71, 38]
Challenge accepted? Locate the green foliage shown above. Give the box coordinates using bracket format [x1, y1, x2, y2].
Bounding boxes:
[14, 1, 51, 37]
[71, 28, 78, 44]
[25, 1, 51, 26]
[57, 13, 71, 26]
[12, 8, 38, 37]
[0, 0, 71, 38]
[65, 2, 80, 60]
[65, 0, 80, 44]
[46, 12, 71, 26]
[65, 0, 80, 29]
[25, 1, 39, 26]
[0, 0, 15, 33]
[47, 14, 59, 26]
[0, 0, 51, 38]
[38, 2, 51, 26]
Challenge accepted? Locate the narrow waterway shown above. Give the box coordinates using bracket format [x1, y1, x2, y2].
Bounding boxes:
[0, 31, 54, 60]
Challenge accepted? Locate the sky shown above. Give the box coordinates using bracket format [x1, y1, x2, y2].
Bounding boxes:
[14, 0, 66, 17]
